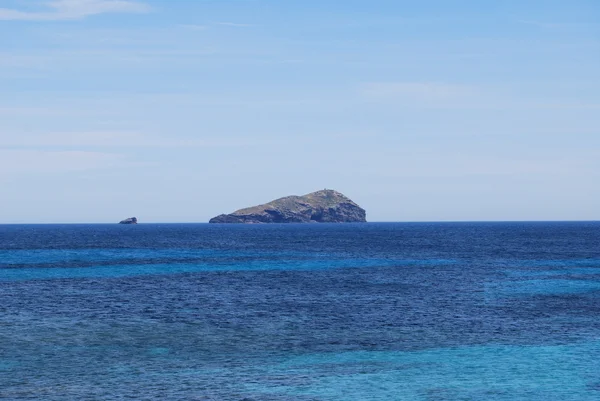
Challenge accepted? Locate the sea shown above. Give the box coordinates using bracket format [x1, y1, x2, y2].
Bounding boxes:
[1, 222, 599, 400]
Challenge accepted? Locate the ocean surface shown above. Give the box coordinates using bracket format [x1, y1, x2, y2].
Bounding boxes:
[1, 222, 599, 400]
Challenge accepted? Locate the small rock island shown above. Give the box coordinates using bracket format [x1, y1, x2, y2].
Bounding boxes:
[119, 217, 138, 224]
[209, 189, 366, 224]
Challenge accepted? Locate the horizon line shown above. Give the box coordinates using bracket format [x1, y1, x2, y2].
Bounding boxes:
[0, 220, 598, 225]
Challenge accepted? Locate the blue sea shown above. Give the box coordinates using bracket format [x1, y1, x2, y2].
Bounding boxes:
[1, 222, 600, 400]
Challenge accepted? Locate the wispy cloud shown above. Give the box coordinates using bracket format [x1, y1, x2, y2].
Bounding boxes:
[516, 19, 598, 29]
[178, 24, 209, 31]
[0, 131, 262, 149]
[0, 149, 125, 175]
[0, 0, 150, 21]
[215, 21, 256, 28]
[177, 21, 257, 32]
[363, 82, 476, 104]
[362, 82, 600, 111]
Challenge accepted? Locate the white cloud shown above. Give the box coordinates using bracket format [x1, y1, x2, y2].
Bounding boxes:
[0, 0, 150, 21]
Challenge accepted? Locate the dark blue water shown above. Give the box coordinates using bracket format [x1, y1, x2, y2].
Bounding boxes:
[1, 222, 599, 400]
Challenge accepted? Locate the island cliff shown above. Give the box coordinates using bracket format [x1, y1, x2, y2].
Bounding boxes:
[209, 190, 366, 224]
[119, 217, 138, 224]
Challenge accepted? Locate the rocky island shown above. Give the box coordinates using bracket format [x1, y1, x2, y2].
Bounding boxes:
[209, 189, 366, 224]
[119, 217, 138, 224]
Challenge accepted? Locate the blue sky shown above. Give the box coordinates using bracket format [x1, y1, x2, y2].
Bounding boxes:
[1, 0, 598, 223]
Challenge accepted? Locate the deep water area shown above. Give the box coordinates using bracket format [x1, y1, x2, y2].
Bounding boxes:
[1, 222, 599, 400]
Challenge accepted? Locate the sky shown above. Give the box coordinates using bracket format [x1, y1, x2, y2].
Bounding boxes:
[0, 0, 599, 223]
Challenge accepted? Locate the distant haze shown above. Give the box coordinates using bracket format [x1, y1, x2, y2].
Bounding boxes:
[1, 0, 598, 223]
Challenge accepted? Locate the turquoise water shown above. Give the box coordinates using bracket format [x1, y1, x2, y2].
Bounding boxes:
[1, 222, 599, 400]
[246, 342, 600, 400]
